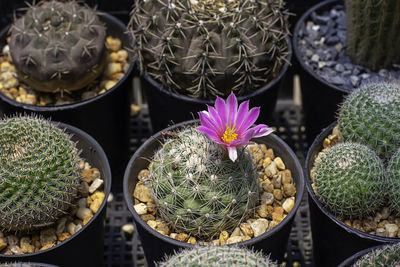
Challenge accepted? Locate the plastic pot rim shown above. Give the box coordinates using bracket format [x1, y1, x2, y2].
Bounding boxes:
[0, 121, 112, 259]
[304, 121, 400, 243]
[123, 119, 305, 250]
[0, 12, 135, 112]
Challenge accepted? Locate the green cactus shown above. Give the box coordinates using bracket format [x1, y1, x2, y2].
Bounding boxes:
[338, 82, 400, 161]
[0, 116, 81, 232]
[345, 0, 400, 70]
[9, 0, 107, 93]
[352, 243, 400, 267]
[158, 246, 278, 267]
[313, 142, 386, 219]
[386, 148, 400, 215]
[150, 126, 258, 240]
[129, 0, 290, 99]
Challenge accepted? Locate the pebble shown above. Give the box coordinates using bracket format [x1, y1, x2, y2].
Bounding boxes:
[219, 231, 229, 244]
[376, 228, 386, 237]
[274, 157, 285, 170]
[283, 184, 297, 197]
[20, 237, 34, 254]
[239, 223, 254, 238]
[226, 236, 244, 244]
[133, 184, 153, 203]
[261, 192, 274, 205]
[0, 237, 7, 250]
[273, 189, 283, 201]
[40, 229, 57, 246]
[187, 237, 197, 244]
[76, 207, 93, 220]
[385, 224, 398, 238]
[250, 219, 269, 237]
[67, 222, 77, 235]
[88, 178, 104, 193]
[122, 224, 135, 235]
[265, 162, 278, 177]
[134, 203, 148, 215]
[282, 197, 295, 213]
[56, 217, 68, 235]
[107, 192, 114, 203]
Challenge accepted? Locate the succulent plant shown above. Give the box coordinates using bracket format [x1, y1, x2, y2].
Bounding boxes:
[345, 0, 400, 70]
[150, 126, 258, 240]
[338, 82, 400, 161]
[312, 142, 386, 219]
[158, 246, 278, 267]
[386, 148, 400, 215]
[352, 243, 400, 267]
[129, 0, 290, 99]
[9, 0, 107, 93]
[0, 116, 81, 232]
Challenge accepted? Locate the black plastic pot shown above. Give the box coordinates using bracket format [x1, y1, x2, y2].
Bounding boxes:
[141, 40, 292, 133]
[305, 122, 398, 267]
[123, 120, 305, 267]
[0, 122, 112, 267]
[0, 12, 134, 179]
[293, 0, 348, 146]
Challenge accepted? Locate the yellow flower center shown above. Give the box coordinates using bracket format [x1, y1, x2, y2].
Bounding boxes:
[221, 124, 238, 144]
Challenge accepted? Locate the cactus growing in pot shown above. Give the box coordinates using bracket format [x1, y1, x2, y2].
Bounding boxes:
[129, 0, 290, 99]
[9, 0, 107, 93]
[0, 116, 81, 232]
[386, 148, 400, 215]
[352, 243, 400, 266]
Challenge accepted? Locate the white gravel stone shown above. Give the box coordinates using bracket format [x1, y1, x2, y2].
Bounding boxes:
[261, 192, 274, 205]
[282, 197, 295, 213]
[78, 198, 87, 208]
[250, 219, 269, 237]
[107, 192, 114, 203]
[122, 224, 135, 235]
[75, 224, 83, 233]
[89, 178, 104, 193]
[67, 222, 77, 235]
[385, 224, 399, 238]
[76, 207, 93, 220]
[134, 203, 148, 215]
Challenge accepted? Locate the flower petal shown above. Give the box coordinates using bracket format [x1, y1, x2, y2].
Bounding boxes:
[227, 93, 238, 125]
[196, 126, 220, 142]
[235, 100, 249, 129]
[215, 96, 228, 127]
[208, 106, 224, 132]
[198, 111, 218, 130]
[250, 124, 274, 138]
[237, 107, 260, 132]
[227, 146, 238, 162]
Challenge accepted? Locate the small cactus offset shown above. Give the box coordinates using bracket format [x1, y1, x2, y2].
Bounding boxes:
[352, 243, 400, 267]
[387, 148, 400, 215]
[158, 246, 278, 267]
[9, 0, 107, 93]
[312, 142, 386, 219]
[129, 0, 290, 99]
[345, 0, 400, 70]
[150, 126, 258, 240]
[0, 116, 81, 232]
[338, 82, 400, 161]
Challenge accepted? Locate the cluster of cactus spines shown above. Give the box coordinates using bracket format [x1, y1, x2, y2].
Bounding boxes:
[352, 243, 400, 267]
[129, 0, 290, 99]
[338, 82, 400, 162]
[312, 142, 386, 219]
[158, 246, 278, 267]
[9, 0, 107, 93]
[0, 116, 81, 232]
[386, 148, 400, 215]
[150, 126, 258, 240]
[345, 0, 400, 70]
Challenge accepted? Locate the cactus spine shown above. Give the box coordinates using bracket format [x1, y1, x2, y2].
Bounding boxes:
[387, 148, 400, 215]
[352, 243, 400, 267]
[345, 0, 400, 70]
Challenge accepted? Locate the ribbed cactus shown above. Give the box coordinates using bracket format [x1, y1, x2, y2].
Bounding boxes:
[129, 0, 290, 99]
[150, 126, 258, 240]
[387, 148, 400, 215]
[352, 243, 400, 267]
[338, 82, 400, 161]
[345, 0, 400, 70]
[313, 142, 386, 219]
[0, 116, 81, 232]
[158, 246, 278, 267]
[9, 0, 106, 93]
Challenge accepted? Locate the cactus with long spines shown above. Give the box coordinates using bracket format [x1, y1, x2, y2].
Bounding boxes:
[386, 148, 400, 215]
[150, 126, 258, 240]
[0, 116, 81, 232]
[9, 0, 106, 93]
[129, 0, 290, 99]
[312, 142, 386, 219]
[345, 0, 400, 70]
[158, 246, 278, 267]
[352, 243, 400, 267]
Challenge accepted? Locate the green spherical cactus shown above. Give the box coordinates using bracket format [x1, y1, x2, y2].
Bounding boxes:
[9, 0, 107, 93]
[158, 246, 278, 267]
[338, 82, 400, 161]
[345, 0, 400, 70]
[387, 148, 400, 215]
[150, 126, 258, 240]
[313, 142, 386, 219]
[352, 243, 400, 267]
[0, 116, 81, 232]
[129, 0, 290, 99]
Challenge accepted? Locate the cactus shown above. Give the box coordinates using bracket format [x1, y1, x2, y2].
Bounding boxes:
[386, 148, 400, 215]
[352, 243, 400, 267]
[158, 246, 278, 267]
[345, 0, 400, 70]
[150, 126, 258, 240]
[338, 82, 400, 161]
[312, 142, 386, 219]
[9, 0, 107, 93]
[129, 0, 290, 99]
[0, 116, 81, 232]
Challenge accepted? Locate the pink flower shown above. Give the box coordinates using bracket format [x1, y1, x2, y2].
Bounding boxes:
[197, 93, 273, 162]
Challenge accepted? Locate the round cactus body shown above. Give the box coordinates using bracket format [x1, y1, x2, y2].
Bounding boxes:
[313, 142, 386, 219]
[338, 82, 400, 161]
[352, 243, 400, 267]
[387, 148, 400, 215]
[9, 0, 107, 93]
[150, 126, 258, 240]
[158, 246, 277, 267]
[0, 116, 81, 232]
[129, 0, 290, 99]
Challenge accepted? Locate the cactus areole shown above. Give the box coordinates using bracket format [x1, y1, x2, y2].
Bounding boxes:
[9, 0, 107, 93]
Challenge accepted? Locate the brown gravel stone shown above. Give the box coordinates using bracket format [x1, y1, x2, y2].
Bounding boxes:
[362, 220, 377, 232]
[273, 189, 283, 201]
[283, 184, 296, 197]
